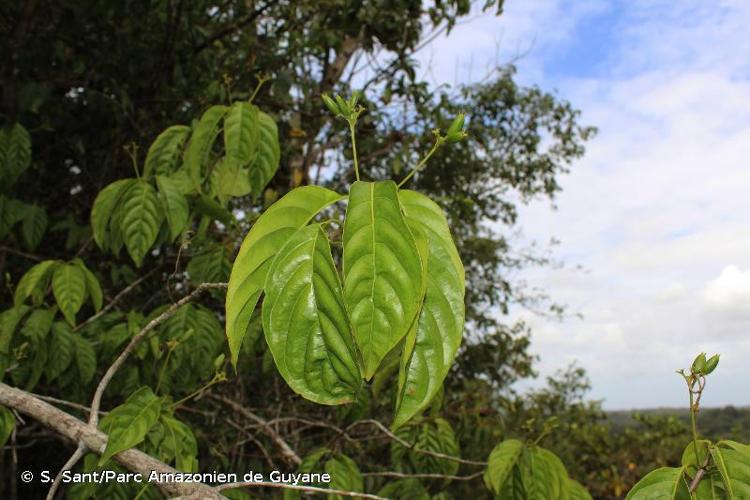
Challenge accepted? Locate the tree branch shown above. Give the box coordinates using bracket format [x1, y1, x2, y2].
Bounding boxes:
[88, 282, 227, 426]
[0, 382, 222, 499]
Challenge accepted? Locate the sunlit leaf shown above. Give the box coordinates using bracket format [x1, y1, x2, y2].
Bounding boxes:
[262, 224, 361, 404]
[143, 125, 191, 178]
[99, 387, 162, 465]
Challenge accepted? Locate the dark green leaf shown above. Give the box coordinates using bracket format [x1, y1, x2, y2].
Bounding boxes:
[14, 260, 58, 307]
[73, 335, 97, 384]
[21, 204, 47, 250]
[99, 387, 162, 465]
[118, 180, 164, 266]
[52, 262, 87, 325]
[90, 179, 136, 250]
[0, 405, 14, 447]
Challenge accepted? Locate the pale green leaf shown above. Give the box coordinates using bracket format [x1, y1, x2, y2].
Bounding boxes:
[262, 224, 361, 404]
[484, 439, 524, 495]
[90, 179, 136, 250]
[211, 157, 252, 202]
[52, 263, 87, 325]
[156, 174, 189, 240]
[21, 204, 47, 250]
[143, 125, 191, 178]
[14, 260, 58, 307]
[185, 105, 228, 190]
[342, 180, 425, 379]
[225, 185, 343, 367]
[118, 180, 164, 266]
[99, 387, 162, 465]
[248, 110, 280, 198]
[393, 190, 465, 428]
[224, 101, 259, 165]
[626, 467, 691, 500]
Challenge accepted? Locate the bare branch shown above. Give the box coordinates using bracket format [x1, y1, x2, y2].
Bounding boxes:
[214, 480, 388, 499]
[348, 420, 488, 466]
[88, 282, 227, 426]
[362, 470, 484, 481]
[0, 382, 222, 499]
[211, 395, 301, 466]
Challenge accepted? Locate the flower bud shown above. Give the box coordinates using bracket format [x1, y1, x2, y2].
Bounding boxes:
[704, 354, 720, 374]
[446, 113, 467, 143]
[322, 94, 340, 115]
[691, 352, 707, 374]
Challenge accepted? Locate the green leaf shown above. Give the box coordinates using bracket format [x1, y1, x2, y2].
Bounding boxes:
[393, 190, 465, 428]
[0, 123, 31, 188]
[711, 441, 750, 498]
[159, 415, 198, 472]
[342, 180, 426, 379]
[484, 439, 524, 495]
[72, 258, 103, 312]
[0, 195, 23, 237]
[73, 335, 97, 384]
[626, 467, 691, 500]
[1, 305, 30, 355]
[248, 110, 280, 198]
[119, 180, 164, 266]
[185, 105, 228, 190]
[377, 479, 429, 500]
[21, 204, 47, 250]
[525, 447, 570, 500]
[186, 243, 231, 286]
[262, 224, 361, 405]
[46, 322, 75, 382]
[143, 125, 191, 178]
[224, 101, 259, 165]
[211, 157, 252, 202]
[412, 418, 460, 476]
[0, 405, 14, 447]
[225, 185, 343, 367]
[99, 387, 162, 465]
[90, 179, 136, 250]
[52, 263, 87, 325]
[325, 454, 363, 499]
[155, 174, 189, 240]
[14, 260, 58, 307]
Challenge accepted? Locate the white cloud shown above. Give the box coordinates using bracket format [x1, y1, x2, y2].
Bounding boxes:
[414, 1, 750, 407]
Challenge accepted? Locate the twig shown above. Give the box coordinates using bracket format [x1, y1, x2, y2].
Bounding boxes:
[348, 420, 488, 466]
[74, 268, 158, 332]
[215, 481, 387, 499]
[32, 394, 106, 416]
[0, 245, 43, 261]
[688, 454, 711, 493]
[88, 282, 227, 426]
[362, 470, 485, 481]
[46, 443, 85, 500]
[211, 395, 301, 465]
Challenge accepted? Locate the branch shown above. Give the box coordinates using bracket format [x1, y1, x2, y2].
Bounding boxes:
[211, 395, 301, 466]
[214, 481, 387, 499]
[88, 282, 227, 426]
[194, 1, 276, 53]
[0, 382, 222, 499]
[362, 470, 485, 481]
[348, 420, 488, 466]
[74, 268, 158, 332]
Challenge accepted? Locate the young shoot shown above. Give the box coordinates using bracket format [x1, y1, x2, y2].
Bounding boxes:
[322, 92, 365, 181]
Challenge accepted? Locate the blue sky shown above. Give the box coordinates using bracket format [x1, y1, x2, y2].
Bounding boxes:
[407, 0, 750, 409]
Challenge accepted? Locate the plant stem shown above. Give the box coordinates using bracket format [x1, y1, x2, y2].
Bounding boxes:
[689, 381, 701, 466]
[171, 375, 222, 409]
[397, 137, 443, 188]
[249, 74, 269, 103]
[349, 120, 360, 181]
